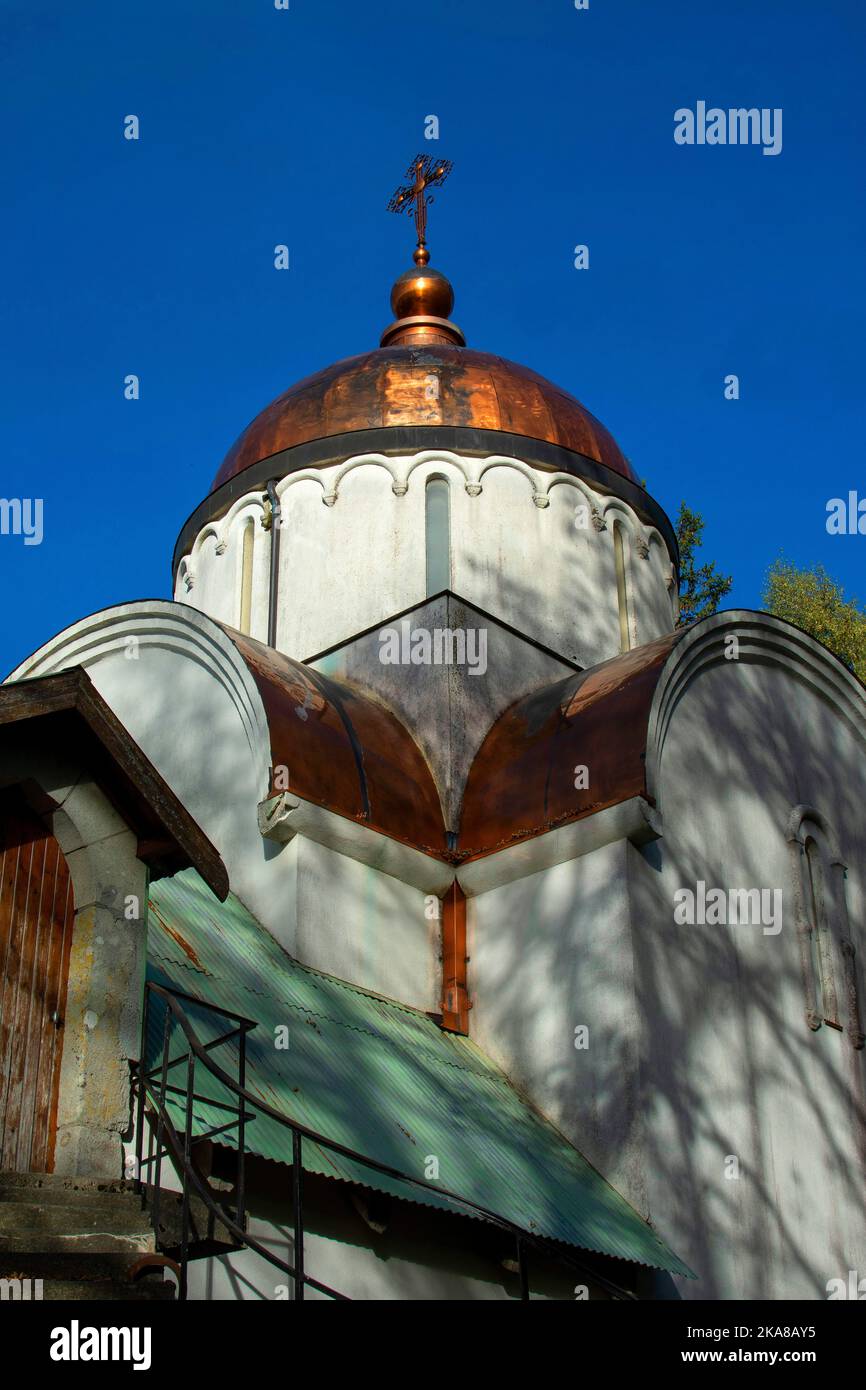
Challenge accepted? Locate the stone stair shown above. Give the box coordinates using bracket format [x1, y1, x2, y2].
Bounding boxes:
[0, 1172, 175, 1301]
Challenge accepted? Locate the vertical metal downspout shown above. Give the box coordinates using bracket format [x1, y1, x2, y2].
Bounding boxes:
[266, 481, 281, 649]
[439, 881, 469, 1034]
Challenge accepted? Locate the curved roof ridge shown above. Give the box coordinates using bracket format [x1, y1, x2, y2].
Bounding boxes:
[458, 629, 687, 860]
[221, 625, 447, 858]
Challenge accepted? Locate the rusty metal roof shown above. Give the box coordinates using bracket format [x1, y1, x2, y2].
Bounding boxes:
[223, 626, 447, 858]
[211, 346, 636, 492]
[458, 630, 687, 859]
[221, 624, 693, 867]
[146, 869, 692, 1277]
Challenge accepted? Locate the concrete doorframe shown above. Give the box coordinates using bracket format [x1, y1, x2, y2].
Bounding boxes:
[49, 780, 149, 1178]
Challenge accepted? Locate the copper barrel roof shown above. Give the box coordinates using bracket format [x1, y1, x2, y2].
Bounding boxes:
[225, 623, 689, 866]
[458, 630, 687, 861]
[211, 345, 636, 492]
[223, 627, 447, 858]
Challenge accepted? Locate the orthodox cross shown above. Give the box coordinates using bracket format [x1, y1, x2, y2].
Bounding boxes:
[387, 155, 453, 262]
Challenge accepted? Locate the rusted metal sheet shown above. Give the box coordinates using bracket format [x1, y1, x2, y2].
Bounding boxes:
[224, 627, 447, 858]
[0, 792, 74, 1173]
[211, 346, 635, 492]
[458, 630, 687, 860]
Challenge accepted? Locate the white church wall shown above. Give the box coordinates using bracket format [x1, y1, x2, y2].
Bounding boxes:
[225, 502, 270, 642]
[293, 839, 439, 1013]
[276, 461, 425, 657]
[188, 530, 222, 625]
[468, 842, 645, 1207]
[6, 603, 299, 950]
[646, 533, 678, 635]
[630, 642, 866, 1300]
[176, 497, 270, 643]
[466, 614, 866, 1301]
[185, 1214, 532, 1302]
[597, 497, 673, 650]
[8, 604, 443, 1009]
[144, 1163, 584, 1302]
[177, 451, 675, 669]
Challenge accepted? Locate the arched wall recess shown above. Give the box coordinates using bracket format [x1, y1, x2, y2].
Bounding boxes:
[425, 476, 451, 595]
[613, 520, 632, 653]
[239, 518, 254, 635]
[787, 804, 864, 1047]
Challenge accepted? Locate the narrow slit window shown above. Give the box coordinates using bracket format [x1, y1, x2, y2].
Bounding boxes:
[614, 521, 631, 652]
[806, 838, 840, 1028]
[240, 519, 254, 636]
[806, 842, 825, 1010]
[425, 477, 451, 595]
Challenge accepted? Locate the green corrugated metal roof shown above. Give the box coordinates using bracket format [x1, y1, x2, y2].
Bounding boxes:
[145, 869, 692, 1278]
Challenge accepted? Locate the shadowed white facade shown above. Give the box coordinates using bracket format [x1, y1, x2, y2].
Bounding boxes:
[13, 586, 866, 1302]
[175, 450, 676, 666]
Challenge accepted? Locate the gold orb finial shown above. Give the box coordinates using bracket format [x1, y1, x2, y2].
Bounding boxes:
[383, 155, 464, 348]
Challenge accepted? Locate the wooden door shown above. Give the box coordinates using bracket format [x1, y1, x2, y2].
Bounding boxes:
[0, 791, 75, 1172]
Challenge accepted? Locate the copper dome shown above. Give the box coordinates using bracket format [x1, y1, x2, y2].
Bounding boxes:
[211, 345, 636, 493]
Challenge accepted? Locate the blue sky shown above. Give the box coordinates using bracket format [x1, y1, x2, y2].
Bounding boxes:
[2, 0, 864, 675]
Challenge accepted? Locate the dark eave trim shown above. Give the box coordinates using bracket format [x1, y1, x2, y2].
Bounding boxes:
[172, 426, 679, 580]
[0, 668, 229, 901]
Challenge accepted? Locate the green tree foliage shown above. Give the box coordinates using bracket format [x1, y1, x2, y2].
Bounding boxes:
[676, 502, 733, 626]
[763, 559, 866, 680]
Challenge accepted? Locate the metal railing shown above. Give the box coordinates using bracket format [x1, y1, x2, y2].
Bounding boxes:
[133, 981, 637, 1302]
